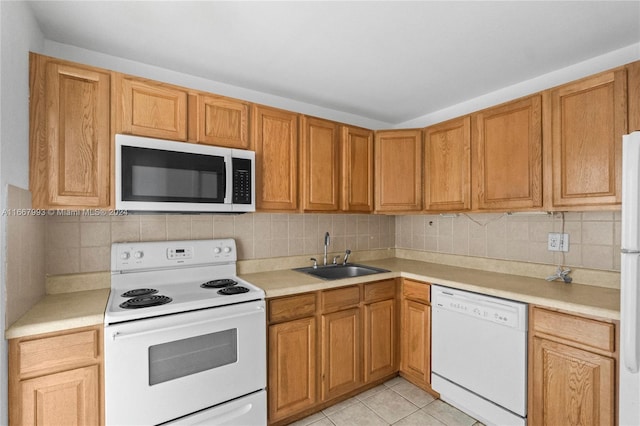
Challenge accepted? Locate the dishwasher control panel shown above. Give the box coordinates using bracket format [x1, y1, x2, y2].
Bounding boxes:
[431, 285, 527, 330]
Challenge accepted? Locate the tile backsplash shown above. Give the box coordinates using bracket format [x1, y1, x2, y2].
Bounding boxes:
[395, 211, 621, 272]
[42, 210, 621, 276]
[45, 213, 396, 275]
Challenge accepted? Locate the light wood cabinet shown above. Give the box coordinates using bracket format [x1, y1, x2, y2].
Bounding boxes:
[374, 129, 423, 212]
[29, 53, 112, 209]
[363, 280, 397, 383]
[268, 316, 317, 423]
[116, 75, 188, 141]
[300, 116, 341, 211]
[321, 308, 362, 400]
[252, 105, 299, 211]
[399, 279, 431, 390]
[545, 69, 627, 209]
[472, 95, 543, 211]
[9, 325, 103, 426]
[424, 116, 471, 211]
[529, 307, 617, 426]
[341, 126, 374, 212]
[189, 93, 250, 149]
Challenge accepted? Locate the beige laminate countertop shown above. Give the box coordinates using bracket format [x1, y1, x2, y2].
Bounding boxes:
[5, 288, 109, 339]
[6, 257, 620, 340]
[240, 258, 620, 320]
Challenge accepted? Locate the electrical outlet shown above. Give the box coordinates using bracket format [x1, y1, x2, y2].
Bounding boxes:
[548, 233, 570, 252]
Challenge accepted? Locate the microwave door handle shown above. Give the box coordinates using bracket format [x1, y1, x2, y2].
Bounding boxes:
[224, 156, 233, 204]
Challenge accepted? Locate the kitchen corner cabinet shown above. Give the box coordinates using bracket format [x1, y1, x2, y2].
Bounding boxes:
[546, 69, 627, 210]
[341, 126, 374, 212]
[115, 75, 188, 141]
[529, 307, 616, 426]
[374, 129, 423, 212]
[472, 95, 543, 211]
[424, 116, 471, 212]
[29, 53, 112, 209]
[399, 279, 432, 390]
[252, 105, 299, 211]
[300, 116, 341, 212]
[189, 93, 250, 149]
[9, 325, 103, 426]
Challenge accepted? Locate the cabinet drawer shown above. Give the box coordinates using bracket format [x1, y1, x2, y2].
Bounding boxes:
[532, 307, 615, 353]
[322, 286, 360, 312]
[16, 328, 101, 378]
[364, 280, 396, 303]
[268, 293, 316, 323]
[402, 280, 430, 304]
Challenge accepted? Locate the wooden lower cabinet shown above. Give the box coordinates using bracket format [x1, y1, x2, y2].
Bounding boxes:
[9, 325, 103, 426]
[267, 280, 398, 425]
[399, 279, 431, 390]
[321, 308, 361, 400]
[529, 306, 617, 426]
[268, 317, 317, 422]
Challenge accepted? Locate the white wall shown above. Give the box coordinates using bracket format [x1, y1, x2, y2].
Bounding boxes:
[395, 43, 640, 129]
[0, 2, 45, 423]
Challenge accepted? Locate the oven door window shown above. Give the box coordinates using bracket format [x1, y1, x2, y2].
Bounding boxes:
[122, 146, 225, 203]
[148, 329, 237, 386]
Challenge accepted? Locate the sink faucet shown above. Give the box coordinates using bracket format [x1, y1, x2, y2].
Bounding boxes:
[323, 232, 330, 265]
[343, 249, 351, 265]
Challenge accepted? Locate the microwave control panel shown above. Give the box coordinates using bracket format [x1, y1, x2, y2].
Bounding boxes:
[232, 158, 252, 204]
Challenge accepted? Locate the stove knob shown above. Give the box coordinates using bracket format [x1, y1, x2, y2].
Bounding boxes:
[213, 247, 221, 254]
[120, 251, 130, 260]
[133, 251, 144, 259]
[223, 246, 232, 253]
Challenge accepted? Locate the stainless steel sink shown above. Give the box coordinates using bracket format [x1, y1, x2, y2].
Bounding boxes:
[294, 263, 390, 280]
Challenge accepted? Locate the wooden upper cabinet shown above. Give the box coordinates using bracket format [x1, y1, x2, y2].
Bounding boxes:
[472, 95, 543, 211]
[29, 54, 111, 209]
[252, 105, 299, 211]
[546, 69, 627, 209]
[116, 75, 188, 140]
[374, 129, 423, 212]
[189, 94, 250, 149]
[300, 116, 340, 211]
[424, 117, 471, 212]
[341, 126, 374, 212]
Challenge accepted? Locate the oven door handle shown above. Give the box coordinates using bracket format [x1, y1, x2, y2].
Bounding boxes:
[109, 306, 264, 341]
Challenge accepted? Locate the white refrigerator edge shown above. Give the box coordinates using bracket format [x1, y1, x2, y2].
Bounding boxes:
[620, 131, 640, 426]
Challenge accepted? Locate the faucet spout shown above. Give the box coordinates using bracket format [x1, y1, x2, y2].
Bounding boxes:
[323, 232, 330, 265]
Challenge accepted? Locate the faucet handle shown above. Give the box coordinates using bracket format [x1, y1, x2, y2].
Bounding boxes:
[332, 255, 340, 265]
[342, 249, 351, 265]
[310, 258, 318, 269]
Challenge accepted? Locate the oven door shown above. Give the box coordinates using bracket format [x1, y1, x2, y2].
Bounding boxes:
[104, 300, 266, 426]
[115, 134, 233, 212]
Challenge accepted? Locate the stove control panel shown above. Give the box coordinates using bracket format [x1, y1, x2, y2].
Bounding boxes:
[167, 247, 193, 260]
[112, 239, 237, 272]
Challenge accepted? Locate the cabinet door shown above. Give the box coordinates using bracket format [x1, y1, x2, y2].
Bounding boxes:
[268, 317, 316, 422]
[364, 299, 396, 383]
[30, 56, 111, 208]
[472, 95, 542, 211]
[375, 129, 423, 212]
[301, 116, 340, 211]
[341, 126, 374, 212]
[530, 337, 615, 426]
[118, 76, 188, 140]
[18, 365, 100, 426]
[321, 308, 362, 401]
[548, 69, 626, 209]
[424, 116, 471, 211]
[252, 105, 299, 211]
[400, 299, 431, 387]
[191, 94, 250, 149]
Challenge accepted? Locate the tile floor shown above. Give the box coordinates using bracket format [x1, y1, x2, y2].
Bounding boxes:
[288, 376, 484, 426]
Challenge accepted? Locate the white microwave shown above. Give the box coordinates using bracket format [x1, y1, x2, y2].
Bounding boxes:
[115, 134, 255, 213]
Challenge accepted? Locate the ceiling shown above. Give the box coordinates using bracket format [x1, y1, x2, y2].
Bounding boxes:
[25, 1, 640, 126]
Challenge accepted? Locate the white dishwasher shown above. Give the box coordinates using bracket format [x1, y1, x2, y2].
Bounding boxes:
[431, 285, 528, 426]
